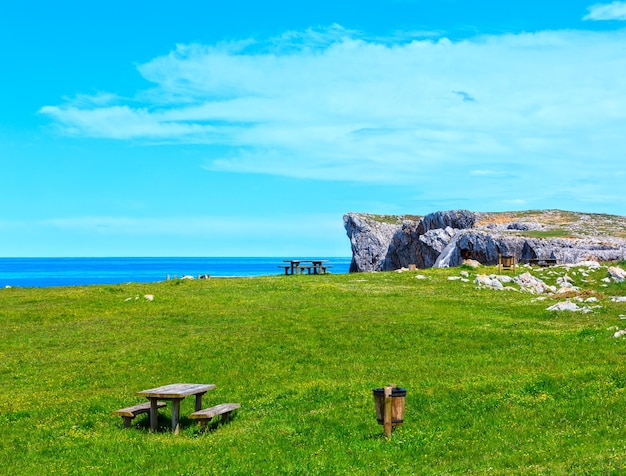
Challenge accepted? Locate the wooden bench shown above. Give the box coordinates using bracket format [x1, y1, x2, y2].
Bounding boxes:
[278, 265, 291, 275]
[189, 403, 240, 430]
[529, 258, 558, 267]
[112, 401, 166, 428]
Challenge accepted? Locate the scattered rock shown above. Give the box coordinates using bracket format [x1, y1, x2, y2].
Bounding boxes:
[516, 272, 554, 294]
[144, 294, 154, 301]
[614, 329, 626, 338]
[611, 296, 626, 302]
[565, 261, 603, 269]
[547, 301, 582, 312]
[546, 300, 599, 313]
[463, 259, 481, 268]
[608, 267, 626, 283]
[474, 274, 504, 289]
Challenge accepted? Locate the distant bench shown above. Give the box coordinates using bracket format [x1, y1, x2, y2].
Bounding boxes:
[528, 258, 558, 267]
[112, 401, 166, 428]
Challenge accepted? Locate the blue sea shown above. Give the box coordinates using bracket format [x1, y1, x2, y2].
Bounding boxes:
[0, 257, 353, 288]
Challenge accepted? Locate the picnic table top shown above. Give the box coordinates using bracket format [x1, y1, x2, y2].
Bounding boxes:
[283, 259, 329, 263]
[137, 383, 216, 399]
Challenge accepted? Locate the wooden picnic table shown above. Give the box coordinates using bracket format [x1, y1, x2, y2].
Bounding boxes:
[280, 259, 331, 275]
[137, 383, 215, 433]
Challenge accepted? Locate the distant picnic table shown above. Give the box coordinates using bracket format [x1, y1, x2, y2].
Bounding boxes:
[137, 383, 215, 433]
[278, 259, 332, 275]
[113, 382, 240, 434]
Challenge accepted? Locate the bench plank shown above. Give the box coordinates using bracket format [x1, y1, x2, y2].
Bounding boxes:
[112, 401, 167, 428]
[189, 403, 240, 420]
[189, 403, 240, 429]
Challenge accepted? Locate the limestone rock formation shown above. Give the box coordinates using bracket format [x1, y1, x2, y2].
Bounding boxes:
[343, 213, 400, 272]
[343, 209, 626, 272]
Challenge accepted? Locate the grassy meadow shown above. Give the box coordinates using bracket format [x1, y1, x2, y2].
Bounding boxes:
[2, 263, 626, 474]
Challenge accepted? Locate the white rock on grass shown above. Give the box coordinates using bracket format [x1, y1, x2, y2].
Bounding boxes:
[546, 301, 599, 313]
[557, 275, 574, 286]
[415, 274, 427, 280]
[565, 261, 603, 270]
[144, 294, 154, 301]
[614, 329, 626, 338]
[515, 272, 554, 294]
[463, 259, 481, 268]
[474, 274, 504, 290]
[547, 301, 582, 312]
[608, 267, 626, 283]
[611, 296, 626, 302]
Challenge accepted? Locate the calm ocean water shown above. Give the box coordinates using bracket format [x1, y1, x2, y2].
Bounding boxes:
[0, 257, 353, 288]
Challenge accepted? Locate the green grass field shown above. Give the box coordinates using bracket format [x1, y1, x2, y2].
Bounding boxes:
[2, 263, 626, 474]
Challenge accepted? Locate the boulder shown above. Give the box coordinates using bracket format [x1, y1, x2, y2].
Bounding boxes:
[608, 266, 626, 282]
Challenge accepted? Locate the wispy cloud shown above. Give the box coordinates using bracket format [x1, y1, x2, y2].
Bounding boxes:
[40, 26, 626, 187]
[584, 1, 626, 20]
[39, 214, 341, 236]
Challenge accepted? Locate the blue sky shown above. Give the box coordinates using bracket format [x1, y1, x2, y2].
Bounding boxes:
[1, 0, 625, 257]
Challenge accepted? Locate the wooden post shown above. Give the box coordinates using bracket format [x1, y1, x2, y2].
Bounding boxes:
[149, 398, 158, 433]
[195, 393, 204, 412]
[172, 399, 181, 435]
[384, 386, 393, 437]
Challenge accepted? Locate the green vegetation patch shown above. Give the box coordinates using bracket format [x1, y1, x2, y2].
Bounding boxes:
[519, 229, 574, 239]
[1, 265, 626, 474]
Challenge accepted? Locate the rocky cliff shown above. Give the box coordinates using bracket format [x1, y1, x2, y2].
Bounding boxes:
[343, 210, 626, 272]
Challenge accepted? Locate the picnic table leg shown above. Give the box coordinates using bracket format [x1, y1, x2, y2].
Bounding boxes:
[149, 398, 159, 432]
[171, 399, 183, 434]
[195, 393, 205, 411]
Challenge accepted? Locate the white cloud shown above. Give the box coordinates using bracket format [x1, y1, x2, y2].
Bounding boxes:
[584, 1, 626, 20]
[40, 27, 626, 187]
[39, 214, 341, 236]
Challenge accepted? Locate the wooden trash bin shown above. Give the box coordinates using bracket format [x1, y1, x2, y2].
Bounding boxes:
[373, 386, 406, 436]
[498, 254, 516, 274]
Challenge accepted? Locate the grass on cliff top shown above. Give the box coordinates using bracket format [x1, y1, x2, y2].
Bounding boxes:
[2, 264, 626, 474]
[476, 209, 626, 238]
